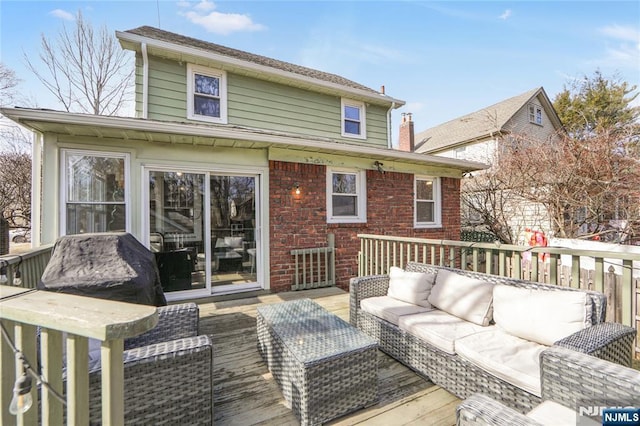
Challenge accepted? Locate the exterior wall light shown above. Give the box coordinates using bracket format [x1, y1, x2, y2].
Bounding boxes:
[293, 183, 301, 195]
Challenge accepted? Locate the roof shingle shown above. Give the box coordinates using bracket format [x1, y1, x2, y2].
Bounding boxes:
[415, 88, 543, 153]
[124, 26, 380, 95]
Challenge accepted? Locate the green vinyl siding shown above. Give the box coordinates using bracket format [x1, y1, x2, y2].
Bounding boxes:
[143, 55, 389, 147]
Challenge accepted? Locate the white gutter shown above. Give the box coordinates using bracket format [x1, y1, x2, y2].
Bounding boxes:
[30, 131, 42, 248]
[386, 102, 396, 149]
[116, 31, 406, 108]
[1, 108, 488, 171]
[141, 43, 149, 119]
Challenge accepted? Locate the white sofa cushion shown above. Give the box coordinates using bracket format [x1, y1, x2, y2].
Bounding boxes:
[387, 266, 435, 308]
[427, 270, 495, 326]
[360, 296, 432, 326]
[399, 310, 496, 355]
[493, 285, 592, 346]
[224, 236, 244, 249]
[455, 328, 546, 397]
[527, 401, 599, 425]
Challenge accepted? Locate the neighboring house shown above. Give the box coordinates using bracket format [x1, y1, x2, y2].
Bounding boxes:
[1, 26, 485, 301]
[408, 88, 564, 241]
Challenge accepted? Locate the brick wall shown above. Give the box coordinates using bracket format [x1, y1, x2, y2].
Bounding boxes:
[269, 160, 461, 292]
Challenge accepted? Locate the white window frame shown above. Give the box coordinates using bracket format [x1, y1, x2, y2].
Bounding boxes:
[187, 64, 228, 124]
[60, 149, 131, 236]
[341, 98, 366, 139]
[528, 103, 543, 125]
[414, 176, 441, 228]
[326, 168, 367, 223]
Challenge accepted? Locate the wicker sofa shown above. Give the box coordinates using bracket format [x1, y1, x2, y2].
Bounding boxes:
[349, 263, 636, 413]
[86, 303, 213, 425]
[456, 346, 640, 425]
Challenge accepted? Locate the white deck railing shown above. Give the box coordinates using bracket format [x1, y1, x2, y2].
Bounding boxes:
[357, 234, 640, 356]
[290, 234, 335, 290]
[0, 286, 157, 425]
[0, 245, 53, 288]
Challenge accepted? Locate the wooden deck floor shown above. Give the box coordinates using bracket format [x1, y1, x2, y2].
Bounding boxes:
[197, 287, 460, 425]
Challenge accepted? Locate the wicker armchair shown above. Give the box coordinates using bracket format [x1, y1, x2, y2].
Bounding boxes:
[456, 346, 640, 425]
[87, 302, 213, 425]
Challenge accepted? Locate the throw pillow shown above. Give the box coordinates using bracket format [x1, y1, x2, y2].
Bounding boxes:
[428, 269, 494, 326]
[493, 285, 592, 346]
[387, 266, 435, 308]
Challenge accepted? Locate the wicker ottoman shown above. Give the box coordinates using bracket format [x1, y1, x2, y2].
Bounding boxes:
[256, 298, 378, 425]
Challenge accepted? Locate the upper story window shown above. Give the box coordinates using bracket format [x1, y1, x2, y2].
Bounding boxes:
[341, 99, 366, 139]
[414, 176, 441, 228]
[187, 64, 227, 124]
[61, 149, 129, 235]
[327, 168, 367, 223]
[528, 103, 543, 125]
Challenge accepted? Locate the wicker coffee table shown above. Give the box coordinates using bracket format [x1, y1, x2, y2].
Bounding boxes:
[256, 298, 378, 425]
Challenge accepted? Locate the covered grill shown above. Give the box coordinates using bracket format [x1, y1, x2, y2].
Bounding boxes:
[39, 233, 166, 306]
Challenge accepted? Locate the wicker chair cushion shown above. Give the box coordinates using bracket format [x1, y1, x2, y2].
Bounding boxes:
[387, 266, 435, 308]
[526, 401, 599, 425]
[456, 329, 546, 397]
[428, 270, 495, 326]
[360, 296, 432, 325]
[399, 310, 496, 355]
[493, 285, 592, 346]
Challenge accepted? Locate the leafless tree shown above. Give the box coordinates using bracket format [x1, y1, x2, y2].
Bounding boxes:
[0, 152, 31, 228]
[24, 11, 134, 116]
[0, 62, 20, 107]
[0, 62, 32, 153]
[494, 129, 640, 242]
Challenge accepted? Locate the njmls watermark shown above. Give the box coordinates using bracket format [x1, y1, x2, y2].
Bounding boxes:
[577, 400, 640, 426]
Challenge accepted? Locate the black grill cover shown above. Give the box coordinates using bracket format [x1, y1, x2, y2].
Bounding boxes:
[39, 233, 167, 306]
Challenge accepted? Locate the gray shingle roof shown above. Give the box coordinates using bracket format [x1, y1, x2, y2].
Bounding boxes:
[123, 26, 380, 95]
[414, 88, 545, 153]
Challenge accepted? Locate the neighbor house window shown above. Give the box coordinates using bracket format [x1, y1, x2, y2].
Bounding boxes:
[187, 64, 227, 124]
[415, 176, 441, 228]
[62, 150, 129, 235]
[327, 168, 367, 223]
[528, 103, 543, 125]
[341, 99, 366, 139]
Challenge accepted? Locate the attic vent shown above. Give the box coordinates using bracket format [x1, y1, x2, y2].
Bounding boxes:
[460, 117, 473, 123]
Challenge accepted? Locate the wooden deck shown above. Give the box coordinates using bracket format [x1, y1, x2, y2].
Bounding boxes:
[197, 287, 460, 425]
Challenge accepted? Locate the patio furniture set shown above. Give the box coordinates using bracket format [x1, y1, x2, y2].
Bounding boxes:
[348, 262, 637, 424]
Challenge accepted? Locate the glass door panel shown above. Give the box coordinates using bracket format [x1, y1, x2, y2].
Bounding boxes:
[149, 171, 206, 294]
[210, 175, 257, 287]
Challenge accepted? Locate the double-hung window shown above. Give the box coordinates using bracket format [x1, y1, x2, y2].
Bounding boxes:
[327, 168, 367, 223]
[414, 176, 441, 228]
[528, 103, 543, 125]
[341, 99, 366, 139]
[62, 150, 129, 235]
[187, 64, 227, 124]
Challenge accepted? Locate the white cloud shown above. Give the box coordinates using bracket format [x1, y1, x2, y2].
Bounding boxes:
[595, 24, 640, 69]
[194, 0, 216, 12]
[182, 11, 265, 35]
[49, 9, 75, 21]
[179, 2, 265, 35]
[499, 9, 512, 20]
[177, 0, 191, 8]
[599, 24, 640, 43]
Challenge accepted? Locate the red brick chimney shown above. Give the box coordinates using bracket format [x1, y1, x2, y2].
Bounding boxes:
[398, 112, 414, 152]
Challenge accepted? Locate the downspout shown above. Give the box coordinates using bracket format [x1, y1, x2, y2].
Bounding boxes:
[31, 131, 42, 247]
[141, 43, 149, 119]
[387, 101, 396, 149]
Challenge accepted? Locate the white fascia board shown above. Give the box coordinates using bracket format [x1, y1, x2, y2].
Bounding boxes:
[1, 108, 487, 172]
[115, 31, 405, 108]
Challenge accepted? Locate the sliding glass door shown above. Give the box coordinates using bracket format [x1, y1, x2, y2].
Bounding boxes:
[210, 175, 257, 289]
[146, 167, 260, 298]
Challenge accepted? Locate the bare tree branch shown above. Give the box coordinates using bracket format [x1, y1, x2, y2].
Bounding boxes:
[23, 11, 134, 115]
